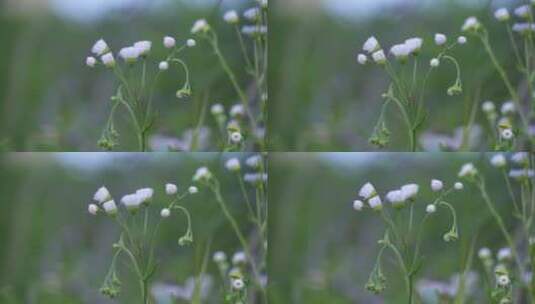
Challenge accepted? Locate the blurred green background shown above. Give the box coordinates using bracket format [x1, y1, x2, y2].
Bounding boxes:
[268, 0, 530, 151]
[268, 153, 518, 303]
[0, 0, 258, 151]
[0, 152, 259, 303]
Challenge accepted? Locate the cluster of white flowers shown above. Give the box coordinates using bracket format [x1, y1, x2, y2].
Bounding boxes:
[458, 162, 478, 179]
[88, 186, 155, 215]
[489, 153, 534, 180]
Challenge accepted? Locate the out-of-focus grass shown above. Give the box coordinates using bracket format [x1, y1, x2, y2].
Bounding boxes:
[269, 0, 525, 151]
[0, 1, 255, 151]
[0, 153, 256, 303]
[268, 153, 514, 303]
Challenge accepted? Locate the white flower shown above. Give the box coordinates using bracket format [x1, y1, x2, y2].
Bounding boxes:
[225, 158, 241, 172]
[163, 36, 176, 48]
[188, 186, 198, 194]
[511, 152, 529, 165]
[368, 196, 383, 211]
[166, 183, 178, 195]
[232, 278, 245, 290]
[246, 155, 262, 168]
[230, 104, 245, 118]
[193, 167, 212, 182]
[501, 128, 514, 140]
[94, 186, 111, 203]
[372, 50, 386, 64]
[462, 17, 481, 32]
[404, 37, 423, 54]
[497, 247, 512, 261]
[121, 194, 143, 211]
[88, 204, 99, 215]
[191, 19, 209, 34]
[353, 200, 364, 211]
[224, 10, 239, 24]
[494, 8, 510, 22]
[458, 163, 477, 178]
[230, 132, 243, 144]
[454, 182, 464, 190]
[515, 5, 531, 18]
[500, 101, 515, 115]
[101, 53, 116, 68]
[241, 25, 267, 36]
[457, 36, 467, 44]
[430, 58, 440, 67]
[358, 182, 376, 199]
[86, 56, 97, 67]
[159, 61, 169, 71]
[136, 188, 154, 204]
[513, 22, 535, 33]
[119, 47, 140, 63]
[232, 251, 247, 265]
[187, 39, 196, 47]
[431, 179, 443, 192]
[213, 251, 227, 263]
[244, 173, 268, 184]
[401, 184, 419, 200]
[211, 103, 224, 116]
[357, 53, 368, 65]
[478, 247, 491, 259]
[102, 200, 118, 215]
[134, 41, 152, 56]
[497, 275, 510, 287]
[482, 101, 495, 113]
[426, 204, 436, 214]
[435, 33, 447, 46]
[363, 36, 380, 53]
[91, 39, 109, 56]
[160, 208, 171, 218]
[509, 169, 535, 180]
[490, 154, 507, 168]
[386, 190, 406, 207]
[243, 7, 260, 21]
[390, 43, 411, 61]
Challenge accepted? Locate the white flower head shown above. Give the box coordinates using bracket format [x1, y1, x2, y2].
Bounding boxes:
[213, 251, 227, 263]
[513, 22, 535, 34]
[102, 200, 118, 215]
[91, 39, 109, 56]
[390, 43, 411, 61]
[119, 46, 140, 63]
[435, 33, 447, 46]
[454, 182, 464, 190]
[457, 36, 467, 44]
[224, 10, 240, 24]
[136, 188, 154, 205]
[230, 104, 245, 118]
[160, 208, 171, 218]
[372, 50, 386, 64]
[404, 37, 423, 55]
[232, 278, 245, 290]
[246, 155, 262, 169]
[134, 41, 152, 57]
[482, 101, 495, 113]
[187, 39, 196, 47]
[86, 56, 97, 68]
[165, 183, 178, 195]
[358, 182, 376, 200]
[430, 58, 440, 68]
[458, 163, 477, 178]
[243, 7, 260, 21]
[163, 36, 176, 48]
[193, 167, 212, 182]
[158, 61, 169, 71]
[478, 247, 492, 259]
[230, 132, 243, 144]
[353, 200, 364, 211]
[386, 190, 406, 208]
[431, 179, 444, 192]
[191, 19, 210, 34]
[188, 186, 198, 194]
[368, 196, 383, 211]
[497, 275, 510, 287]
[94, 186, 111, 203]
[101, 53, 116, 68]
[509, 169, 535, 180]
[498, 247, 512, 261]
[494, 8, 510, 22]
[462, 16, 481, 32]
[401, 183, 419, 201]
[244, 173, 268, 185]
[88, 204, 99, 215]
[232, 251, 247, 265]
[121, 194, 143, 211]
[357, 53, 368, 65]
[490, 154, 507, 168]
[501, 101, 516, 115]
[225, 158, 241, 172]
[363, 36, 380, 53]
[211, 103, 225, 116]
[515, 5, 531, 18]
[511, 152, 529, 165]
[501, 128, 514, 140]
[426, 204, 436, 214]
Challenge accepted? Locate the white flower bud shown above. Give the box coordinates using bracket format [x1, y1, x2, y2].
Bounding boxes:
[482, 101, 495, 113]
[224, 10, 239, 24]
[94, 186, 111, 203]
[160, 208, 171, 218]
[232, 278, 245, 290]
[390, 44, 411, 61]
[501, 128, 514, 140]
[494, 8, 510, 22]
[187, 39, 196, 47]
[431, 179, 443, 192]
[163, 36, 176, 48]
[166, 183, 178, 195]
[372, 50, 386, 64]
[353, 200, 364, 211]
[430, 58, 440, 67]
[490, 154, 507, 168]
[188, 186, 198, 194]
[246, 155, 262, 169]
[363, 36, 380, 53]
[458, 163, 477, 178]
[457, 36, 467, 44]
[357, 53, 368, 65]
[454, 182, 464, 190]
[386, 190, 406, 208]
[119, 47, 140, 63]
[134, 41, 152, 56]
[193, 167, 212, 182]
[478, 247, 491, 259]
[230, 104, 245, 118]
[191, 19, 209, 34]
[358, 182, 376, 199]
[102, 200, 118, 215]
[232, 251, 247, 265]
[88, 204, 99, 215]
[435, 33, 447, 46]
[136, 188, 154, 204]
[497, 275, 510, 287]
[213, 251, 227, 263]
[101, 53, 116, 68]
[461, 16, 481, 32]
[211, 103, 225, 115]
[225, 158, 241, 172]
[91, 39, 109, 56]
[159, 61, 169, 71]
[404, 37, 423, 55]
[511, 152, 529, 165]
[230, 132, 243, 144]
[368, 196, 383, 211]
[121, 194, 142, 211]
[243, 7, 260, 21]
[401, 184, 419, 200]
[497, 247, 512, 261]
[515, 5, 531, 18]
[500, 101, 515, 115]
[426, 204, 436, 214]
[86, 56, 97, 67]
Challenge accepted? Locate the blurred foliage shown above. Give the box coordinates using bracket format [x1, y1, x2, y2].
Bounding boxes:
[268, 0, 531, 151]
[268, 153, 519, 303]
[0, 153, 258, 303]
